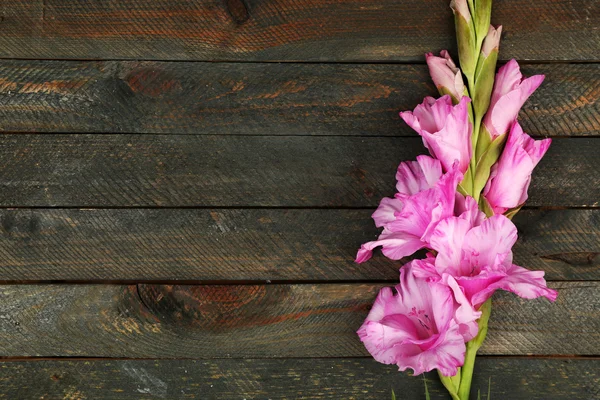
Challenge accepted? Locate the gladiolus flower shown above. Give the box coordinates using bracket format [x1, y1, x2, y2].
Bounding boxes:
[482, 60, 544, 139]
[412, 214, 558, 310]
[356, 166, 461, 263]
[357, 266, 479, 376]
[426, 50, 465, 102]
[400, 96, 472, 174]
[483, 121, 551, 214]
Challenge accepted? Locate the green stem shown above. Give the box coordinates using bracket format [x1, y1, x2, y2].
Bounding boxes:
[458, 299, 492, 400]
[439, 371, 461, 400]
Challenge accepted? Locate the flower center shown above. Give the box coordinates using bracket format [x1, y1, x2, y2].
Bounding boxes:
[409, 307, 433, 335]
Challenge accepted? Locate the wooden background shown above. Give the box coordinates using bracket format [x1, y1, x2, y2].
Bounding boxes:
[0, 0, 599, 398]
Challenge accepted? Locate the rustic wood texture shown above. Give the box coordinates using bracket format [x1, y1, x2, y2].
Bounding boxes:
[0, 208, 597, 281]
[0, 358, 598, 399]
[0, 0, 598, 61]
[0, 135, 596, 208]
[0, 282, 597, 358]
[0, 61, 597, 137]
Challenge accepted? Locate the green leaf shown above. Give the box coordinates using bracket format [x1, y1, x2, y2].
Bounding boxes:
[452, 12, 477, 81]
[487, 376, 492, 400]
[479, 196, 494, 218]
[477, 388, 482, 400]
[391, 389, 396, 400]
[473, 132, 507, 198]
[472, 48, 498, 122]
[424, 376, 431, 400]
[504, 205, 523, 220]
[474, 0, 492, 48]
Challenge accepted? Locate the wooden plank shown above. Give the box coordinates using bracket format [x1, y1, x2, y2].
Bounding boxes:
[0, 61, 597, 137]
[0, 0, 598, 61]
[0, 358, 597, 399]
[0, 135, 596, 208]
[0, 282, 597, 358]
[0, 208, 597, 281]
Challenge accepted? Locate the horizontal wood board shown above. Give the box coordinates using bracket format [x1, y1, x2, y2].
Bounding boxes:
[0, 0, 598, 61]
[0, 208, 597, 281]
[0, 358, 598, 399]
[0, 282, 597, 358]
[0, 61, 597, 137]
[0, 135, 596, 207]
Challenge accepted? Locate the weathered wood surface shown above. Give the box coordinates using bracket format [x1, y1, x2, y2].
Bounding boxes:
[0, 0, 598, 61]
[0, 61, 597, 137]
[0, 282, 597, 358]
[0, 208, 597, 281]
[0, 135, 596, 208]
[0, 358, 598, 399]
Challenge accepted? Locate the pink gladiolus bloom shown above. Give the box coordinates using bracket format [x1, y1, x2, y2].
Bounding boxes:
[357, 266, 477, 376]
[412, 214, 558, 310]
[483, 121, 551, 214]
[482, 59, 544, 139]
[400, 96, 472, 174]
[426, 50, 465, 101]
[356, 166, 462, 263]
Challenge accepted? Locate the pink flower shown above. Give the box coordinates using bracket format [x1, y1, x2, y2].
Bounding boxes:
[412, 214, 558, 310]
[357, 266, 478, 376]
[483, 121, 551, 214]
[400, 96, 472, 174]
[426, 50, 465, 101]
[356, 166, 462, 263]
[482, 60, 544, 139]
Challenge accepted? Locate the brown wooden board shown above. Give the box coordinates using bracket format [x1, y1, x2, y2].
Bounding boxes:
[0, 208, 597, 282]
[0, 357, 597, 399]
[0, 135, 596, 208]
[0, 61, 596, 137]
[0, 282, 596, 358]
[0, 0, 598, 61]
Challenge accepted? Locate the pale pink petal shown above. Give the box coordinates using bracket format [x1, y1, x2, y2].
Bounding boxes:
[372, 197, 404, 228]
[454, 195, 485, 226]
[396, 155, 443, 198]
[483, 60, 544, 138]
[483, 122, 551, 214]
[426, 51, 465, 101]
[444, 275, 482, 341]
[481, 25, 502, 57]
[463, 215, 517, 270]
[355, 231, 425, 263]
[357, 268, 467, 376]
[469, 264, 558, 307]
[430, 216, 471, 274]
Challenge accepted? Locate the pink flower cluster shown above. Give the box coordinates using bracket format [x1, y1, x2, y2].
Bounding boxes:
[356, 59, 557, 376]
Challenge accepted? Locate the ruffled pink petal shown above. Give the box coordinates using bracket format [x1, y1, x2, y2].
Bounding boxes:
[483, 60, 544, 138]
[469, 264, 558, 307]
[430, 216, 471, 274]
[444, 275, 482, 341]
[455, 195, 485, 227]
[372, 197, 404, 228]
[483, 122, 551, 213]
[355, 231, 425, 263]
[396, 155, 443, 198]
[462, 215, 518, 270]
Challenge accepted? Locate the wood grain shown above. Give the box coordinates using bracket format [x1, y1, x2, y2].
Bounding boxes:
[0, 208, 597, 281]
[0, 0, 598, 61]
[0, 135, 596, 208]
[0, 358, 598, 399]
[0, 61, 597, 137]
[0, 282, 597, 358]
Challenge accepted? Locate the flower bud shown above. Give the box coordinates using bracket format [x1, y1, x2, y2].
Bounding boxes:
[450, 0, 477, 81]
[474, 0, 493, 48]
[426, 50, 465, 103]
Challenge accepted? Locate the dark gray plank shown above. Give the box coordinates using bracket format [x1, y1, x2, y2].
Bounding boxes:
[0, 135, 596, 207]
[0, 358, 598, 399]
[0, 208, 597, 281]
[0, 282, 596, 358]
[0, 61, 596, 137]
[0, 0, 598, 61]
